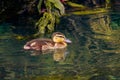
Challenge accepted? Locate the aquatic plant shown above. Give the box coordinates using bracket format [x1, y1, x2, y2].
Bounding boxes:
[0, 0, 113, 36]
[36, 0, 65, 35]
[35, 0, 111, 35]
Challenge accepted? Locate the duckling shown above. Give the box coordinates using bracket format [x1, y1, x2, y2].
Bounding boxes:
[24, 32, 71, 51]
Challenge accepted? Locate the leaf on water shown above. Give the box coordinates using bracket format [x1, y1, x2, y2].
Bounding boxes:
[70, 8, 108, 15]
[67, 1, 86, 8]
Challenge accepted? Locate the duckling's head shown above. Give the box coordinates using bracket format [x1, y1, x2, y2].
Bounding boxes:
[52, 32, 72, 43]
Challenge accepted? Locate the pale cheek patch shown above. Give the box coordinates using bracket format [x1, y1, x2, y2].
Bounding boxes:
[30, 42, 36, 46]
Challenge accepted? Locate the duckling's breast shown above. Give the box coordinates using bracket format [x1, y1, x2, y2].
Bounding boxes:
[54, 42, 67, 49]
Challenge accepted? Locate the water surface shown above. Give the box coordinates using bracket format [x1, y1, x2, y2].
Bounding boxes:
[0, 13, 120, 80]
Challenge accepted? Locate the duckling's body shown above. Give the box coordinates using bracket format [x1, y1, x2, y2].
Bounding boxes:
[24, 32, 71, 51]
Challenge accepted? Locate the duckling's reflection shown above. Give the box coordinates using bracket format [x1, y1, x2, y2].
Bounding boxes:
[30, 48, 68, 62]
[53, 48, 67, 61]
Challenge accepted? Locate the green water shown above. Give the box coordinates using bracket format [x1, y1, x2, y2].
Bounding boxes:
[0, 13, 120, 80]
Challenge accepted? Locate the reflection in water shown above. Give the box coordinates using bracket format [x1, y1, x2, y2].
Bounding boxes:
[30, 48, 68, 62]
[53, 49, 67, 61]
[0, 13, 120, 80]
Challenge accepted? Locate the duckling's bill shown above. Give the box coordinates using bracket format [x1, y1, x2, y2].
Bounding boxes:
[65, 39, 72, 43]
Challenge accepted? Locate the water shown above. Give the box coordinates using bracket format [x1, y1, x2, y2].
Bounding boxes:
[0, 13, 120, 80]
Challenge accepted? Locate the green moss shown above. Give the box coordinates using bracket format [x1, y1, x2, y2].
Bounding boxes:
[36, 0, 65, 35]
